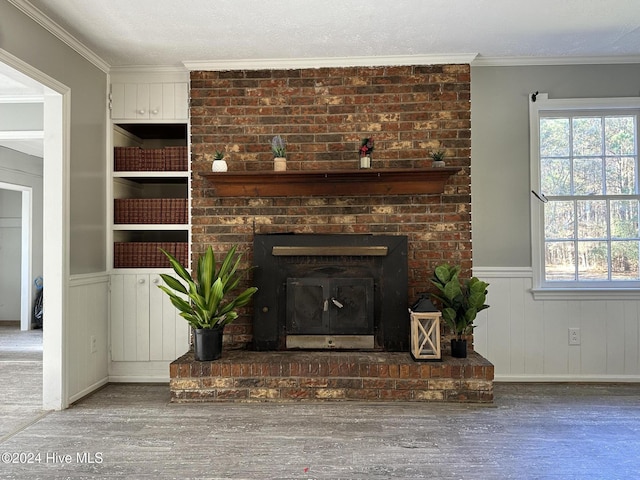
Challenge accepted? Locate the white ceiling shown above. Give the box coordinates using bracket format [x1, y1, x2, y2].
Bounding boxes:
[18, 0, 640, 68]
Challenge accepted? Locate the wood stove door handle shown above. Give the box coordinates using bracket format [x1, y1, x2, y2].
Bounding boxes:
[331, 298, 344, 309]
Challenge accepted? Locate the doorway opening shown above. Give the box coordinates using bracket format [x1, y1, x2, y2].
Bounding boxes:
[0, 49, 68, 410]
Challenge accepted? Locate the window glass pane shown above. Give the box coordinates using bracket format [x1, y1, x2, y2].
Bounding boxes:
[540, 117, 570, 156]
[536, 107, 639, 287]
[573, 117, 603, 156]
[611, 241, 640, 280]
[577, 200, 608, 239]
[544, 201, 574, 239]
[573, 158, 603, 195]
[577, 241, 609, 280]
[605, 116, 635, 155]
[605, 156, 636, 194]
[610, 200, 639, 239]
[541, 158, 571, 195]
[545, 241, 575, 281]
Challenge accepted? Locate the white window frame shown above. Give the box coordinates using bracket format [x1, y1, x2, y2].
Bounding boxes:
[529, 93, 640, 300]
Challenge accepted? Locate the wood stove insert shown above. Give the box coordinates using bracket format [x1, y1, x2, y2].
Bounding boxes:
[253, 234, 408, 351]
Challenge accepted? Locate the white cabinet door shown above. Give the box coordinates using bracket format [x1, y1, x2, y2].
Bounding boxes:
[111, 83, 189, 121]
[149, 273, 190, 361]
[110, 273, 189, 362]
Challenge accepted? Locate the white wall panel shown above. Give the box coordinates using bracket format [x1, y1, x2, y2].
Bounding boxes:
[474, 268, 640, 381]
[68, 275, 109, 402]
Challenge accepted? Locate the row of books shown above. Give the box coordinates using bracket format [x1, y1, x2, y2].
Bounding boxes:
[114, 146, 188, 171]
[113, 242, 188, 268]
[114, 198, 188, 224]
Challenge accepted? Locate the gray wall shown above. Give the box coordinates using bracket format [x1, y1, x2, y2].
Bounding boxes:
[470, 63, 640, 268]
[0, 103, 43, 131]
[0, 147, 44, 322]
[1, 1, 108, 274]
[0, 188, 22, 320]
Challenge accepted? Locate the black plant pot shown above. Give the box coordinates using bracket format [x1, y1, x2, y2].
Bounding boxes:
[193, 327, 223, 361]
[451, 338, 467, 358]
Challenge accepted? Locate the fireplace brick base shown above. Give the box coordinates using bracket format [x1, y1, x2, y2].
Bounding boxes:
[169, 350, 494, 403]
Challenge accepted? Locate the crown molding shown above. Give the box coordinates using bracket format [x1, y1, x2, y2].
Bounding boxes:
[183, 54, 479, 71]
[472, 54, 640, 67]
[0, 94, 44, 103]
[8, 0, 110, 73]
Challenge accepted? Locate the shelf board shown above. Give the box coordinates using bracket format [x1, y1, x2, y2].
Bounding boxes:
[200, 167, 460, 197]
[113, 224, 188, 231]
[114, 171, 188, 179]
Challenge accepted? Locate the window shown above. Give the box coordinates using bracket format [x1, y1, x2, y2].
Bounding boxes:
[530, 94, 640, 294]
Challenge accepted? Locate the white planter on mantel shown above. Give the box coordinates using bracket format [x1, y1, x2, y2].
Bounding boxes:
[212, 159, 228, 172]
[360, 156, 371, 169]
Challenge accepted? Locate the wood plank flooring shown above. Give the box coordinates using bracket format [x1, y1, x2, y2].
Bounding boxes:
[1, 325, 640, 479]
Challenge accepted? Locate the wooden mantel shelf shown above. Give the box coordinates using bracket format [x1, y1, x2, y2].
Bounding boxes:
[201, 167, 459, 197]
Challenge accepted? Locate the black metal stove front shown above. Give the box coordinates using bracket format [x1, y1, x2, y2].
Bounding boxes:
[252, 234, 408, 351]
[286, 276, 375, 349]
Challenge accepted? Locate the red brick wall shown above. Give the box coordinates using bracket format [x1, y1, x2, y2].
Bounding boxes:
[190, 64, 471, 348]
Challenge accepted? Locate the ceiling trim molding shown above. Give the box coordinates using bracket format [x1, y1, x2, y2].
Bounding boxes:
[472, 54, 640, 67]
[8, 0, 110, 73]
[0, 95, 44, 103]
[0, 130, 44, 140]
[183, 54, 479, 71]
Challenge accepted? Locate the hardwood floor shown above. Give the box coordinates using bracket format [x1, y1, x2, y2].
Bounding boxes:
[1, 325, 639, 479]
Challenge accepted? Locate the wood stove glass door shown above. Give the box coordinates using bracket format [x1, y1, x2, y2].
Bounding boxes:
[286, 277, 374, 336]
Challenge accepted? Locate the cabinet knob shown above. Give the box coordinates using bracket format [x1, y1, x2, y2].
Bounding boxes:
[138, 109, 145, 115]
[152, 277, 160, 284]
[138, 278, 145, 284]
[151, 109, 159, 115]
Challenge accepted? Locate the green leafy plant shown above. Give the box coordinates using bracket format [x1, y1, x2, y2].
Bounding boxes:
[271, 135, 286, 158]
[430, 264, 489, 338]
[430, 150, 446, 162]
[158, 245, 257, 330]
[214, 150, 225, 160]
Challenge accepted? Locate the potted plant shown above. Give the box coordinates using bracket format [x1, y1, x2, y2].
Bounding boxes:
[429, 263, 489, 358]
[212, 150, 227, 172]
[359, 137, 374, 169]
[430, 150, 446, 167]
[158, 245, 258, 361]
[271, 135, 287, 171]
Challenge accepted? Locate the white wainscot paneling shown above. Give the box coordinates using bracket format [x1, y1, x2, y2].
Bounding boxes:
[109, 273, 189, 382]
[68, 274, 110, 403]
[472, 267, 640, 382]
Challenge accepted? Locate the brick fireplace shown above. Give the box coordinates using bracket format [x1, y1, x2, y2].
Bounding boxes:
[170, 63, 494, 402]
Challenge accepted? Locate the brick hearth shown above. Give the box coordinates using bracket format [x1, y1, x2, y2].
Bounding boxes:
[170, 350, 494, 403]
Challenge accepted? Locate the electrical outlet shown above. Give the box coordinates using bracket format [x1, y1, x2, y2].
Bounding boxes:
[568, 328, 580, 345]
[90, 335, 97, 353]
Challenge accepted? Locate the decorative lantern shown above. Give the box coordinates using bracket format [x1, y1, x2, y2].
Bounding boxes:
[409, 297, 441, 361]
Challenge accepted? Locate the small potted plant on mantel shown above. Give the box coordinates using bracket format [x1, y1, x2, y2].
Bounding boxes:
[271, 135, 287, 171]
[429, 263, 490, 358]
[430, 149, 446, 167]
[158, 245, 257, 361]
[211, 150, 227, 172]
[359, 137, 374, 169]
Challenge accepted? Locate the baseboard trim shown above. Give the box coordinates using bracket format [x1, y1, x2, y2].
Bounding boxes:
[68, 377, 109, 404]
[109, 376, 169, 383]
[495, 374, 640, 383]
